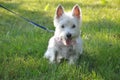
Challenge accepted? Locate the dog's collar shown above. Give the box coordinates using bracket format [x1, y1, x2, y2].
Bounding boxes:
[54, 37, 76, 46]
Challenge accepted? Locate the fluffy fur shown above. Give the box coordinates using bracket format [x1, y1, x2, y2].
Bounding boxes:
[44, 4, 82, 64]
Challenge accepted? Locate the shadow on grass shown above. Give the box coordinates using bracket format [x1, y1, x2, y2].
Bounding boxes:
[0, 2, 54, 57]
[0, 1, 54, 30]
[79, 43, 120, 80]
[78, 19, 120, 80]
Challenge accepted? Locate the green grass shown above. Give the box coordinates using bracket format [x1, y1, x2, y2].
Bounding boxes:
[0, 0, 120, 80]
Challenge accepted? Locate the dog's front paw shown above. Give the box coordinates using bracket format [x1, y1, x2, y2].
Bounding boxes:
[68, 59, 76, 65]
[68, 56, 78, 65]
[56, 56, 64, 63]
[44, 51, 55, 63]
[44, 53, 55, 63]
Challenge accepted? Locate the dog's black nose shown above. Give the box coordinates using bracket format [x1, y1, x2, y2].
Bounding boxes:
[66, 33, 71, 38]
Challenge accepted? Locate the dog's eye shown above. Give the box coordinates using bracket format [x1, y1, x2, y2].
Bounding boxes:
[72, 24, 76, 28]
[61, 25, 64, 28]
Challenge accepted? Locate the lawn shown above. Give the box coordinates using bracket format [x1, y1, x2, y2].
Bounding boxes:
[0, 0, 120, 80]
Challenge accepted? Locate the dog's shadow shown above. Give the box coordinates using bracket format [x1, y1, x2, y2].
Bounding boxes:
[59, 50, 97, 71]
[77, 51, 98, 72]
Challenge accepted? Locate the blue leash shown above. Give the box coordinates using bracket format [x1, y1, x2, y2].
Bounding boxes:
[0, 4, 54, 33]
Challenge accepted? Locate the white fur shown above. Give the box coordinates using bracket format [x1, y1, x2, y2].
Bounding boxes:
[44, 4, 82, 64]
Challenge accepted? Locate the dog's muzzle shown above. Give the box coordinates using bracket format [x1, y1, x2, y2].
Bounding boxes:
[66, 33, 72, 39]
[55, 36, 76, 46]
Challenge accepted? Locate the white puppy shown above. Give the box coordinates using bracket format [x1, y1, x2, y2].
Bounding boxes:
[44, 4, 82, 64]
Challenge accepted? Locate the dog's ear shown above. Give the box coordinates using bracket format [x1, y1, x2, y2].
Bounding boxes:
[72, 4, 81, 18]
[56, 4, 64, 18]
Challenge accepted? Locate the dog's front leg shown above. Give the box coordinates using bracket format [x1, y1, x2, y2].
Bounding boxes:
[44, 48, 56, 63]
[68, 55, 78, 64]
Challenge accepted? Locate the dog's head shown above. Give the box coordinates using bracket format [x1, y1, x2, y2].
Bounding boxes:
[54, 4, 82, 46]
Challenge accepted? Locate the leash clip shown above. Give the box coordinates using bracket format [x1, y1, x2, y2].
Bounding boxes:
[46, 28, 54, 33]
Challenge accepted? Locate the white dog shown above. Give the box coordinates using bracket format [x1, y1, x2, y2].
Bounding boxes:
[44, 4, 82, 64]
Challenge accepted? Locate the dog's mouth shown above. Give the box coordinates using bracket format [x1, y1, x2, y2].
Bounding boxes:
[55, 37, 76, 46]
[65, 38, 72, 46]
[63, 38, 76, 46]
